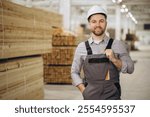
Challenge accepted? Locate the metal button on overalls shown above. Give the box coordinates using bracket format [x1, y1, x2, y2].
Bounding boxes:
[82, 39, 121, 100]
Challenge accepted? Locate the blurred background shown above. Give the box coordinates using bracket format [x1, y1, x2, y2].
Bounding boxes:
[0, 0, 150, 100]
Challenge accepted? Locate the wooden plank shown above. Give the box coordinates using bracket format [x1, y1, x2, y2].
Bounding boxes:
[0, 42, 52, 59]
[0, 25, 53, 40]
[0, 15, 54, 30]
[0, 50, 51, 59]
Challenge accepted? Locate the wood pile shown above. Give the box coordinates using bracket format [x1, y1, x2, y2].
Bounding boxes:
[0, 0, 62, 59]
[43, 31, 77, 84]
[0, 1, 62, 99]
[43, 47, 75, 65]
[0, 56, 44, 99]
[52, 35, 76, 46]
[44, 66, 71, 84]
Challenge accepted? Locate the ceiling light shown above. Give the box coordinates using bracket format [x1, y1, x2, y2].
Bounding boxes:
[127, 12, 138, 24]
[124, 8, 128, 12]
[120, 8, 125, 13]
[122, 4, 126, 8]
[112, 0, 116, 3]
[112, 0, 122, 3]
[118, 0, 122, 3]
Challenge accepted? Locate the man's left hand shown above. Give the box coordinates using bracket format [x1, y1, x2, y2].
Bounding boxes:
[104, 49, 122, 70]
[105, 49, 116, 62]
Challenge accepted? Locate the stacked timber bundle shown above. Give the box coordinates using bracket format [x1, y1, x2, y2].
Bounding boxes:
[0, 0, 62, 59]
[52, 35, 76, 46]
[43, 30, 77, 84]
[43, 47, 75, 65]
[44, 66, 71, 83]
[0, 56, 43, 99]
[0, 1, 62, 99]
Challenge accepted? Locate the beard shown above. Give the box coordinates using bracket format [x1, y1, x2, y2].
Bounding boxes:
[91, 26, 106, 36]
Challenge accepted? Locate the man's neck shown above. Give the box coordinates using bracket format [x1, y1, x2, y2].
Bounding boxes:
[91, 33, 105, 41]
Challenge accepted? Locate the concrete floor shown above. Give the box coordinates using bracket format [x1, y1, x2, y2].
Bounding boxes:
[120, 50, 150, 100]
[44, 49, 150, 100]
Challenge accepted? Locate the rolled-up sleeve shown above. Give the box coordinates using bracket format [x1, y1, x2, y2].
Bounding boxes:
[120, 53, 134, 74]
[113, 40, 134, 74]
[71, 43, 84, 86]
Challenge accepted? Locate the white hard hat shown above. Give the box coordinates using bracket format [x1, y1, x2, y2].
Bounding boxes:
[87, 5, 107, 20]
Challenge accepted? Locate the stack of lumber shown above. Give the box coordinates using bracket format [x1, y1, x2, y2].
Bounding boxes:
[43, 31, 77, 84]
[0, 56, 43, 99]
[43, 47, 75, 65]
[52, 35, 76, 46]
[44, 66, 71, 83]
[0, 1, 62, 99]
[0, 0, 62, 59]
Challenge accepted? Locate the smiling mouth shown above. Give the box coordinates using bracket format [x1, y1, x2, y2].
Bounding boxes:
[95, 27, 102, 30]
[95, 28, 102, 31]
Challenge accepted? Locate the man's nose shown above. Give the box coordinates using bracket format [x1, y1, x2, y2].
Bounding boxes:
[96, 22, 100, 26]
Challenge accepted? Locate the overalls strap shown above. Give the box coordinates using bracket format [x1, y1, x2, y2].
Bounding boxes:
[105, 38, 114, 49]
[85, 38, 114, 54]
[85, 41, 92, 55]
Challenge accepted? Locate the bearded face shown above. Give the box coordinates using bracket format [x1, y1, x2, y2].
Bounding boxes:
[88, 14, 107, 36]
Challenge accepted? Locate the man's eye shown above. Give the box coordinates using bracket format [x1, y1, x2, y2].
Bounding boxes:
[100, 20, 105, 23]
[91, 21, 96, 23]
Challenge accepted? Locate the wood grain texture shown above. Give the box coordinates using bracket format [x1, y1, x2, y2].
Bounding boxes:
[0, 0, 62, 59]
[44, 66, 72, 84]
[0, 56, 44, 99]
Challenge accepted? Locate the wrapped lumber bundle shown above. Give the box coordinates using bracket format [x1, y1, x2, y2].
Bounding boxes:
[0, 56, 44, 99]
[43, 47, 75, 65]
[0, 0, 62, 59]
[44, 66, 71, 84]
[43, 31, 77, 84]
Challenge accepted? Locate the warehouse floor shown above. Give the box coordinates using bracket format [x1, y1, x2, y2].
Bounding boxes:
[44, 48, 150, 100]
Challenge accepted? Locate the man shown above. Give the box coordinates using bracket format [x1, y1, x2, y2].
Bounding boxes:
[71, 5, 134, 100]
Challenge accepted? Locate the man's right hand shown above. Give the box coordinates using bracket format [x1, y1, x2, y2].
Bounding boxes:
[77, 83, 85, 93]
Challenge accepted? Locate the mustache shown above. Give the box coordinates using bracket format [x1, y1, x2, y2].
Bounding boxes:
[94, 26, 102, 29]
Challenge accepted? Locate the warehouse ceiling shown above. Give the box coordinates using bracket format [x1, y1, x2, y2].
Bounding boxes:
[9, 0, 150, 31]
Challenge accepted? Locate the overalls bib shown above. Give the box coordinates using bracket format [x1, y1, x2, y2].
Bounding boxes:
[82, 39, 121, 100]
